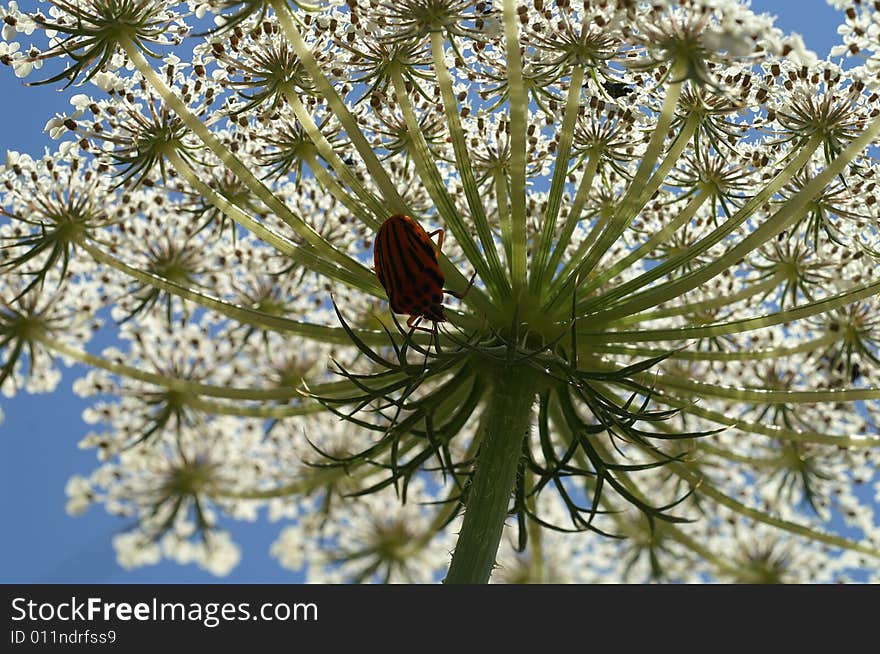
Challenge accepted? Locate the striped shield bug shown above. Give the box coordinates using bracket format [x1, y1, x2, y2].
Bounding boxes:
[373, 214, 475, 331]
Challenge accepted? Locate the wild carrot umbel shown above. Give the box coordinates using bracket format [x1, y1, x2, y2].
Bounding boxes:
[2, 0, 880, 583]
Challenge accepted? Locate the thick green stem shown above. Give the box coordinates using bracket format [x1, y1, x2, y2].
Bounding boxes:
[445, 372, 535, 584]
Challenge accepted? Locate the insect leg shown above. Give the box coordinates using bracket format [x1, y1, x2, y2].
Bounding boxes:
[427, 228, 445, 252]
[443, 271, 477, 300]
[406, 314, 435, 333]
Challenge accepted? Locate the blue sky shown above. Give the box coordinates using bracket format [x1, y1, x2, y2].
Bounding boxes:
[0, 2, 855, 583]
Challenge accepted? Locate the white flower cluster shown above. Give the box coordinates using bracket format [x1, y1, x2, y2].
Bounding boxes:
[0, 0, 879, 582]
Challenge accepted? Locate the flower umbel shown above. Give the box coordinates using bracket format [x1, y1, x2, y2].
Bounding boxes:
[2, 0, 880, 583]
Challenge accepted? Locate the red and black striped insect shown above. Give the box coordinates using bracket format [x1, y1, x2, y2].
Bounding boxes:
[373, 214, 474, 331]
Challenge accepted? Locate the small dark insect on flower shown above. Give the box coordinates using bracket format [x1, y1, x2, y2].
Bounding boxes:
[602, 80, 634, 99]
[851, 362, 861, 383]
[373, 214, 475, 331]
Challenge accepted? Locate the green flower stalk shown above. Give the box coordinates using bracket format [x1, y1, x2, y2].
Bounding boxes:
[2, 0, 880, 583]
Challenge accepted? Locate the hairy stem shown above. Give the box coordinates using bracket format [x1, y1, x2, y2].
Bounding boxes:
[445, 372, 535, 584]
